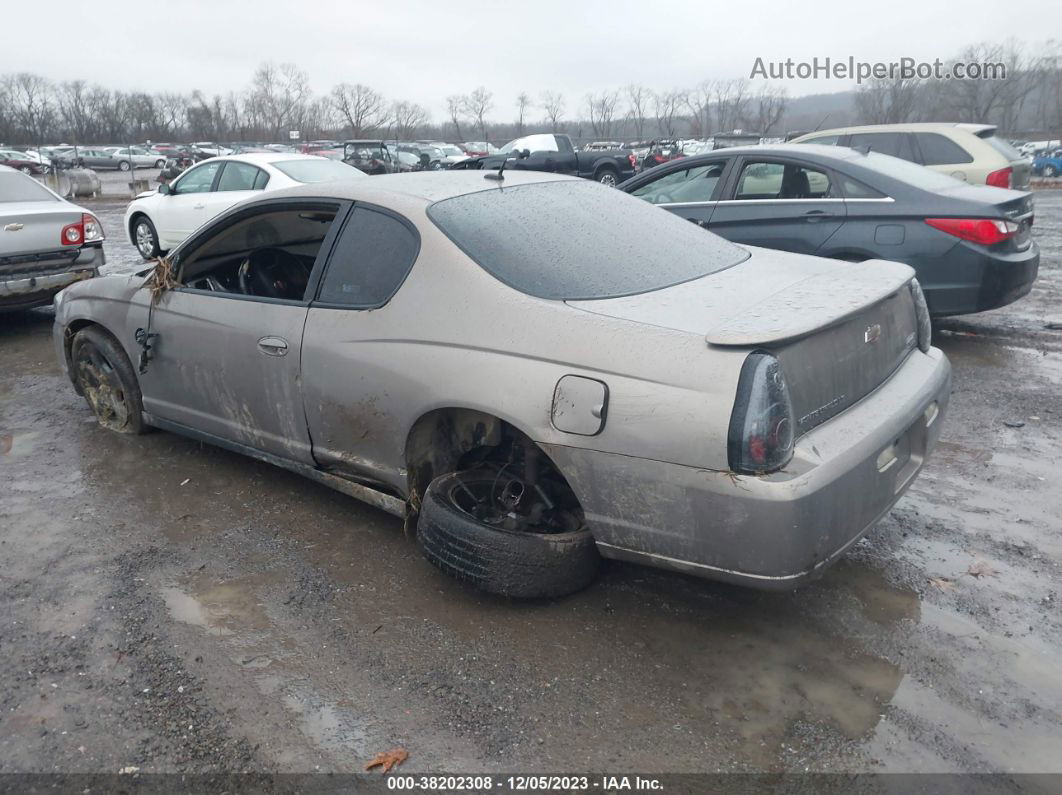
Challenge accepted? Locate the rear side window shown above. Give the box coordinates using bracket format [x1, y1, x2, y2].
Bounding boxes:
[848, 133, 916, 162]
[317, 207, 419, 308]
[980, 134, 1022, 161]
[217, 162, 264, 191]
[914, 133, 973, 165]
[840, 175, 886, 199]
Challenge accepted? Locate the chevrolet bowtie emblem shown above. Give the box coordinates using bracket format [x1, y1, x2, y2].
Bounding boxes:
[4, 223, 24, 231]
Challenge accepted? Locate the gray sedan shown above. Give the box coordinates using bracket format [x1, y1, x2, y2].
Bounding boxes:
[1, 165, 104, 311]
[620, 144, 1039, 316]
[51, 172, 950, 597]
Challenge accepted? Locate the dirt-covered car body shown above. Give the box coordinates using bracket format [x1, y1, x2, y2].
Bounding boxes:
[53, 171, 950, 589]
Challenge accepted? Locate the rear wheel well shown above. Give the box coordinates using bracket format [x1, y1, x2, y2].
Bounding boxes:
[403, 408, 583, 535]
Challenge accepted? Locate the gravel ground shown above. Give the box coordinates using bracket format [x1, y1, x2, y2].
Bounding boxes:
[1, 189, 1061, 780]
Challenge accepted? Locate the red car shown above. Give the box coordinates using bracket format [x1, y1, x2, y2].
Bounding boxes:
[641, 141, 685, 170]
[0, 151, 43, 175]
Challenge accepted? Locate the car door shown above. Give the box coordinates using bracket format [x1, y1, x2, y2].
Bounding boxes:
[137, 198, 346, 462]
[157, 160, 223, 245]
[200, 161, 267, 222]
[300, 203, 421, 492]
[625, 158, 731, 228]
[707, 156, 846, 254]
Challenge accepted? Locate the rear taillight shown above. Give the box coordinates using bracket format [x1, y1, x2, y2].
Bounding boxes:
[728, 352, 795, 475]
[910, 279, 932, 353]
[986, 167, 1012, 188]
[60, 213, 104, 246]
[925, 217, 1018, 245]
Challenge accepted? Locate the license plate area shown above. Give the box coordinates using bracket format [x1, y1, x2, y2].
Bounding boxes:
[876, 401, 936, 494]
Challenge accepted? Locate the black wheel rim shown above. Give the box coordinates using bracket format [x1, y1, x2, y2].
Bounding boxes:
[75, 343, 130, 429]
[447, 470, 582, 535]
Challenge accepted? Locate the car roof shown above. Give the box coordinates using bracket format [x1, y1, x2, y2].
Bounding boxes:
[267, 169, 579, 206]
[673, 143, 868, 162]
[206, 152, 331, 166]
[796, 122, 995, 137]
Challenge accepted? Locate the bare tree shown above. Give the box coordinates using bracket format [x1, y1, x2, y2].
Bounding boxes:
[515, 91, 531, 135]
[625, 84, 650, 140]
[331, 83, 386, 136]
[392, 101, 429, 140]
[854, 77, 924, 124]
[684, 81, 713, 138]
[57, 80, 92, 143]
[249, 62, 311, 140]
[541, 90, 565, 131]
[713, 79, 751, 132]
[652, 89, 684, 138]
[463, 87, 493, 141]
[586, 90, 621, 138]
[5, 73, 55, 144]
[751, 85, 788, 135]
[446, 94, 466, 140]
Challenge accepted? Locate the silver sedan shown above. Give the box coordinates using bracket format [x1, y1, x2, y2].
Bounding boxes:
[51, 171, 950, 597]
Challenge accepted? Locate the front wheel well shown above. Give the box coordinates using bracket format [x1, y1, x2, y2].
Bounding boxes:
[62, 320, 113, 390]
[403, 408, 583, 535]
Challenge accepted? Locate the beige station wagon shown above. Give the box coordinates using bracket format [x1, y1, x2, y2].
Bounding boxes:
[792, 123, 1030, 190]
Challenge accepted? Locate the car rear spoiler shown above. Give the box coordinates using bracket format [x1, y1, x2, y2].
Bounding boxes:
[705, 259, 914, 346]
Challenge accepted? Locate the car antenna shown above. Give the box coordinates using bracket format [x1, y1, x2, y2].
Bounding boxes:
[484, 155, 511, 181]
[812, 113, 831, 132]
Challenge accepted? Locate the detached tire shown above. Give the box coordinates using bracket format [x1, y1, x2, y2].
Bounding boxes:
[417, 470, 599, 598]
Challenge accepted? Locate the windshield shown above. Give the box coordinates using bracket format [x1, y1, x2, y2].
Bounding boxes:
[0, 172, 58, 202]
[273, 159, 363, 182]
[428, 181, 748, 300]
[854, 151, 967, 191]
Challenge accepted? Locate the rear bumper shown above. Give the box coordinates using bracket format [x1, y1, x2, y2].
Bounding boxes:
[921, 241, 1039, 316]
[0, 245, 103, 311]
[544, 347, 951, 589]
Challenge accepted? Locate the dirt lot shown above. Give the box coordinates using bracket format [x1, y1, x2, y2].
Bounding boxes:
[1, 191, 1061, 779]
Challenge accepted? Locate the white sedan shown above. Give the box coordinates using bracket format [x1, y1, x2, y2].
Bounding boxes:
[124, 153, 365, 259]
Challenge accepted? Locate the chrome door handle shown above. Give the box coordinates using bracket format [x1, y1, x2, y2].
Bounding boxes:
[257, 336, 288, 356]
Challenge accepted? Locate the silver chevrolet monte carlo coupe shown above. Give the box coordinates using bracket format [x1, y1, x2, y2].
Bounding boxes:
[53, 171, 950, 597]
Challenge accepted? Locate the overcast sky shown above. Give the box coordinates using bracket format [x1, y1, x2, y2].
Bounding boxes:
[1, 0, 1046, 119]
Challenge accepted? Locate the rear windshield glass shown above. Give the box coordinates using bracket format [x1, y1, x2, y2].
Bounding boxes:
[273, 159, 361, 183]
[0, 172, 58, 202]
[852, 151, 964, 192]
[428, 180, 748, 300]
[981, 134, 1022, 161]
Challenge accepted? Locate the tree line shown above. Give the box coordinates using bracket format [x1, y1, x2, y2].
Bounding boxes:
[2, 41, 1060, 148]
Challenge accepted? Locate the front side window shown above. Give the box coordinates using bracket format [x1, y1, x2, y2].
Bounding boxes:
[317, 207, 419, 308]
[735, 161, 833, 200]
[173, 161, 221, 194]
[428, 181, 748, 300]
[630, 162, 726, 204]
[178, 205, 339, 301]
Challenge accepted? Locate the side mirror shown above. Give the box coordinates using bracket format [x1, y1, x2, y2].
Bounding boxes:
[159, 183, 172, 195]
[518, 149, 531, 160]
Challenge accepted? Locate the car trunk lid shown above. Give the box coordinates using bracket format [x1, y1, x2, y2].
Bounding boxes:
[567, 250, 918, 434]
[933, 184, 1035, 250]
[1, 202, 84, 277]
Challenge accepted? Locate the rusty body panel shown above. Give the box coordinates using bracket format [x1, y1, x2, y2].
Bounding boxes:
[52, 171, 951, 588]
